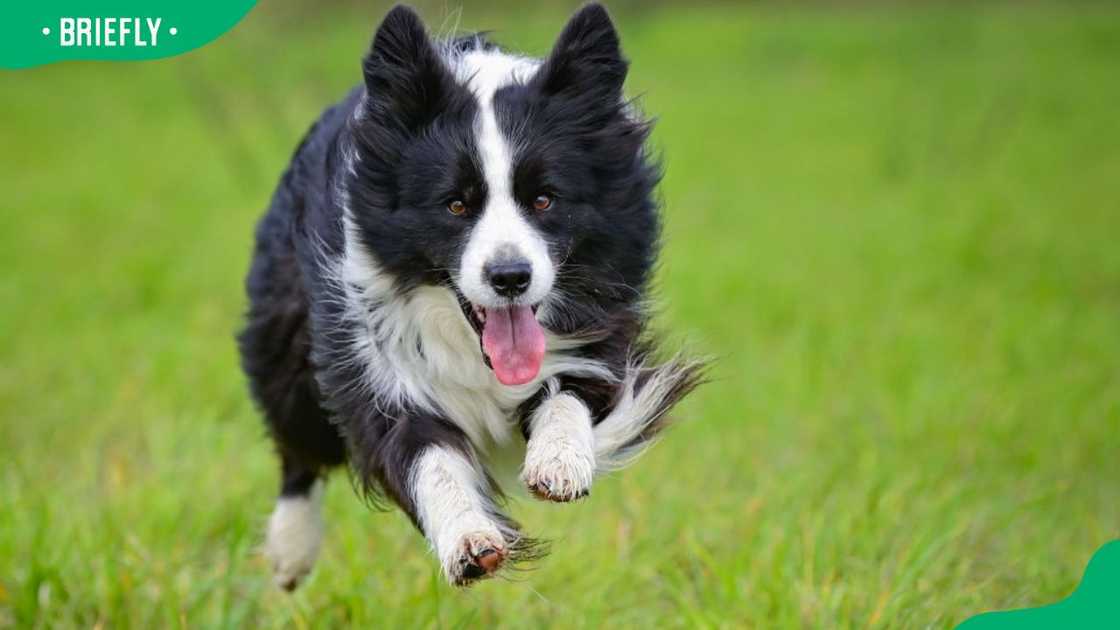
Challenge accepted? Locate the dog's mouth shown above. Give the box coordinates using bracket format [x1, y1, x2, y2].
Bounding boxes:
[458, 296, 545, 386]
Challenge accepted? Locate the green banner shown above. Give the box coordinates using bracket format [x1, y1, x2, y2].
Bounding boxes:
[958, 541, 1120, 629]
[0, 0, 257, 69]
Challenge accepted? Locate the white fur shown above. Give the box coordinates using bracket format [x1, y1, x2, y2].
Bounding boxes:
[410, 446, 511, 582]
[265, 481, 325, 590]
[450, 50, 555, 308]
[522, 384, 596, 500]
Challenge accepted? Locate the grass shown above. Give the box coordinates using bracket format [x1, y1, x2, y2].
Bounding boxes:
[2, 2, 1119, 627]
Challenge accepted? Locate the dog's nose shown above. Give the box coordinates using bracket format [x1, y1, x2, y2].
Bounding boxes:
[485, 261, 532, 297]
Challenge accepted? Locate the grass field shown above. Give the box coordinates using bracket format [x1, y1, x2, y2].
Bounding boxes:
[2, 2, 1119, 627]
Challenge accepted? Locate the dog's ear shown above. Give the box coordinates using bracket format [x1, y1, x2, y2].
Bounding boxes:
[534, 3, 627, 99]
[362, 5, 452, 130]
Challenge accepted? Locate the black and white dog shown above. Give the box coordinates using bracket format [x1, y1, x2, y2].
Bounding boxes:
[238, 3, 703, 589]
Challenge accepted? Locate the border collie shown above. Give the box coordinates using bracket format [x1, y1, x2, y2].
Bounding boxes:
[238, 3, 704, 589]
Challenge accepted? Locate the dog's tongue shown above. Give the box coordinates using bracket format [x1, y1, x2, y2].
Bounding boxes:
[481, 305, 546, 386]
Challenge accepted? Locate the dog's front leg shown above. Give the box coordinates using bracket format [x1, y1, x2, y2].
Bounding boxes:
[349, 412, 528, 585]
[521, 390, 596, 502]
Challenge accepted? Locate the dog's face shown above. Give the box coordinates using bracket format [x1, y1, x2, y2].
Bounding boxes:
[346, 4, 658, 385]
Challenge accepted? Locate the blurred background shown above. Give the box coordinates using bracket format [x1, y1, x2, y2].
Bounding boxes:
[1, 1, 1118, 627]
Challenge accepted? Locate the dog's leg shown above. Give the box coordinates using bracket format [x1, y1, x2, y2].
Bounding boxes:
[521, 390, 596, 502]
[265, 458, 326, 591]
[410, 445, 520, 584]
[350, 414, 533, 585]
[239, 248, 346, 591]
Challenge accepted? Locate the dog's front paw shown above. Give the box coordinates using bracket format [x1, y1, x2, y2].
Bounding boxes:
[521, 437, 595, 502]
[443, 529, 508, 586]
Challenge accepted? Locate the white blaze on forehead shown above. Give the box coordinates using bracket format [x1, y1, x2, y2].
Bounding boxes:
[452, 50, 539, 112]
[451, 50, 555, 307]
[456, 51, 535, 203]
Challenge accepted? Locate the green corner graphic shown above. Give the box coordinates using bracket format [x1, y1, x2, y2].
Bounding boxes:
[1, 1, 257, 69]
[958, 541, 1120, 629]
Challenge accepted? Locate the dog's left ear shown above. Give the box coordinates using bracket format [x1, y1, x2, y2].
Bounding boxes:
[533, 3, 627, 99]
[362, 5, 454, 131]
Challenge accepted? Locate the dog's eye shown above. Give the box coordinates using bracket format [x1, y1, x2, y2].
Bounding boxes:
[532, 194, 552, 211]
[447, 200, 467, 216]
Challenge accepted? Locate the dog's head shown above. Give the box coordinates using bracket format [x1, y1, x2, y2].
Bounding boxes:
[346, 4, 659, 385]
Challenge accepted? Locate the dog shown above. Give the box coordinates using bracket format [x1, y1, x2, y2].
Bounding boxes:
[238, 3, 704, 590]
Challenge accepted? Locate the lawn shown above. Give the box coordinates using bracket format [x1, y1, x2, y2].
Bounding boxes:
[1, 2, 1118, 627]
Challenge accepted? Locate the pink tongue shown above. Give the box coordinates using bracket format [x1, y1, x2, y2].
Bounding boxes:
[481, 305, 546, 386]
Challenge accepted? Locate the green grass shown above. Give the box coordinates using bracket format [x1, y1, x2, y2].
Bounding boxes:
[2, 2, 1119, 627]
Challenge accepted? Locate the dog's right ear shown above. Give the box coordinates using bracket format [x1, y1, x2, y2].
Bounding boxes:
[533, 3, 627, 101]
[361, 5, 452, 131]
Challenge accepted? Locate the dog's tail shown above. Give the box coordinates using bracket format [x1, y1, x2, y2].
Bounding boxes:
[592, 355, 707, 472]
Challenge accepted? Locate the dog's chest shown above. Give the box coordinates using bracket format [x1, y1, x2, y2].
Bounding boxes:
[404, 308, 540, 446]
[352, 283, 541, 446]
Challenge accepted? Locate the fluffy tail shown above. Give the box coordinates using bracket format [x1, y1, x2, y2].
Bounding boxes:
[592, 355, 707, 472]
